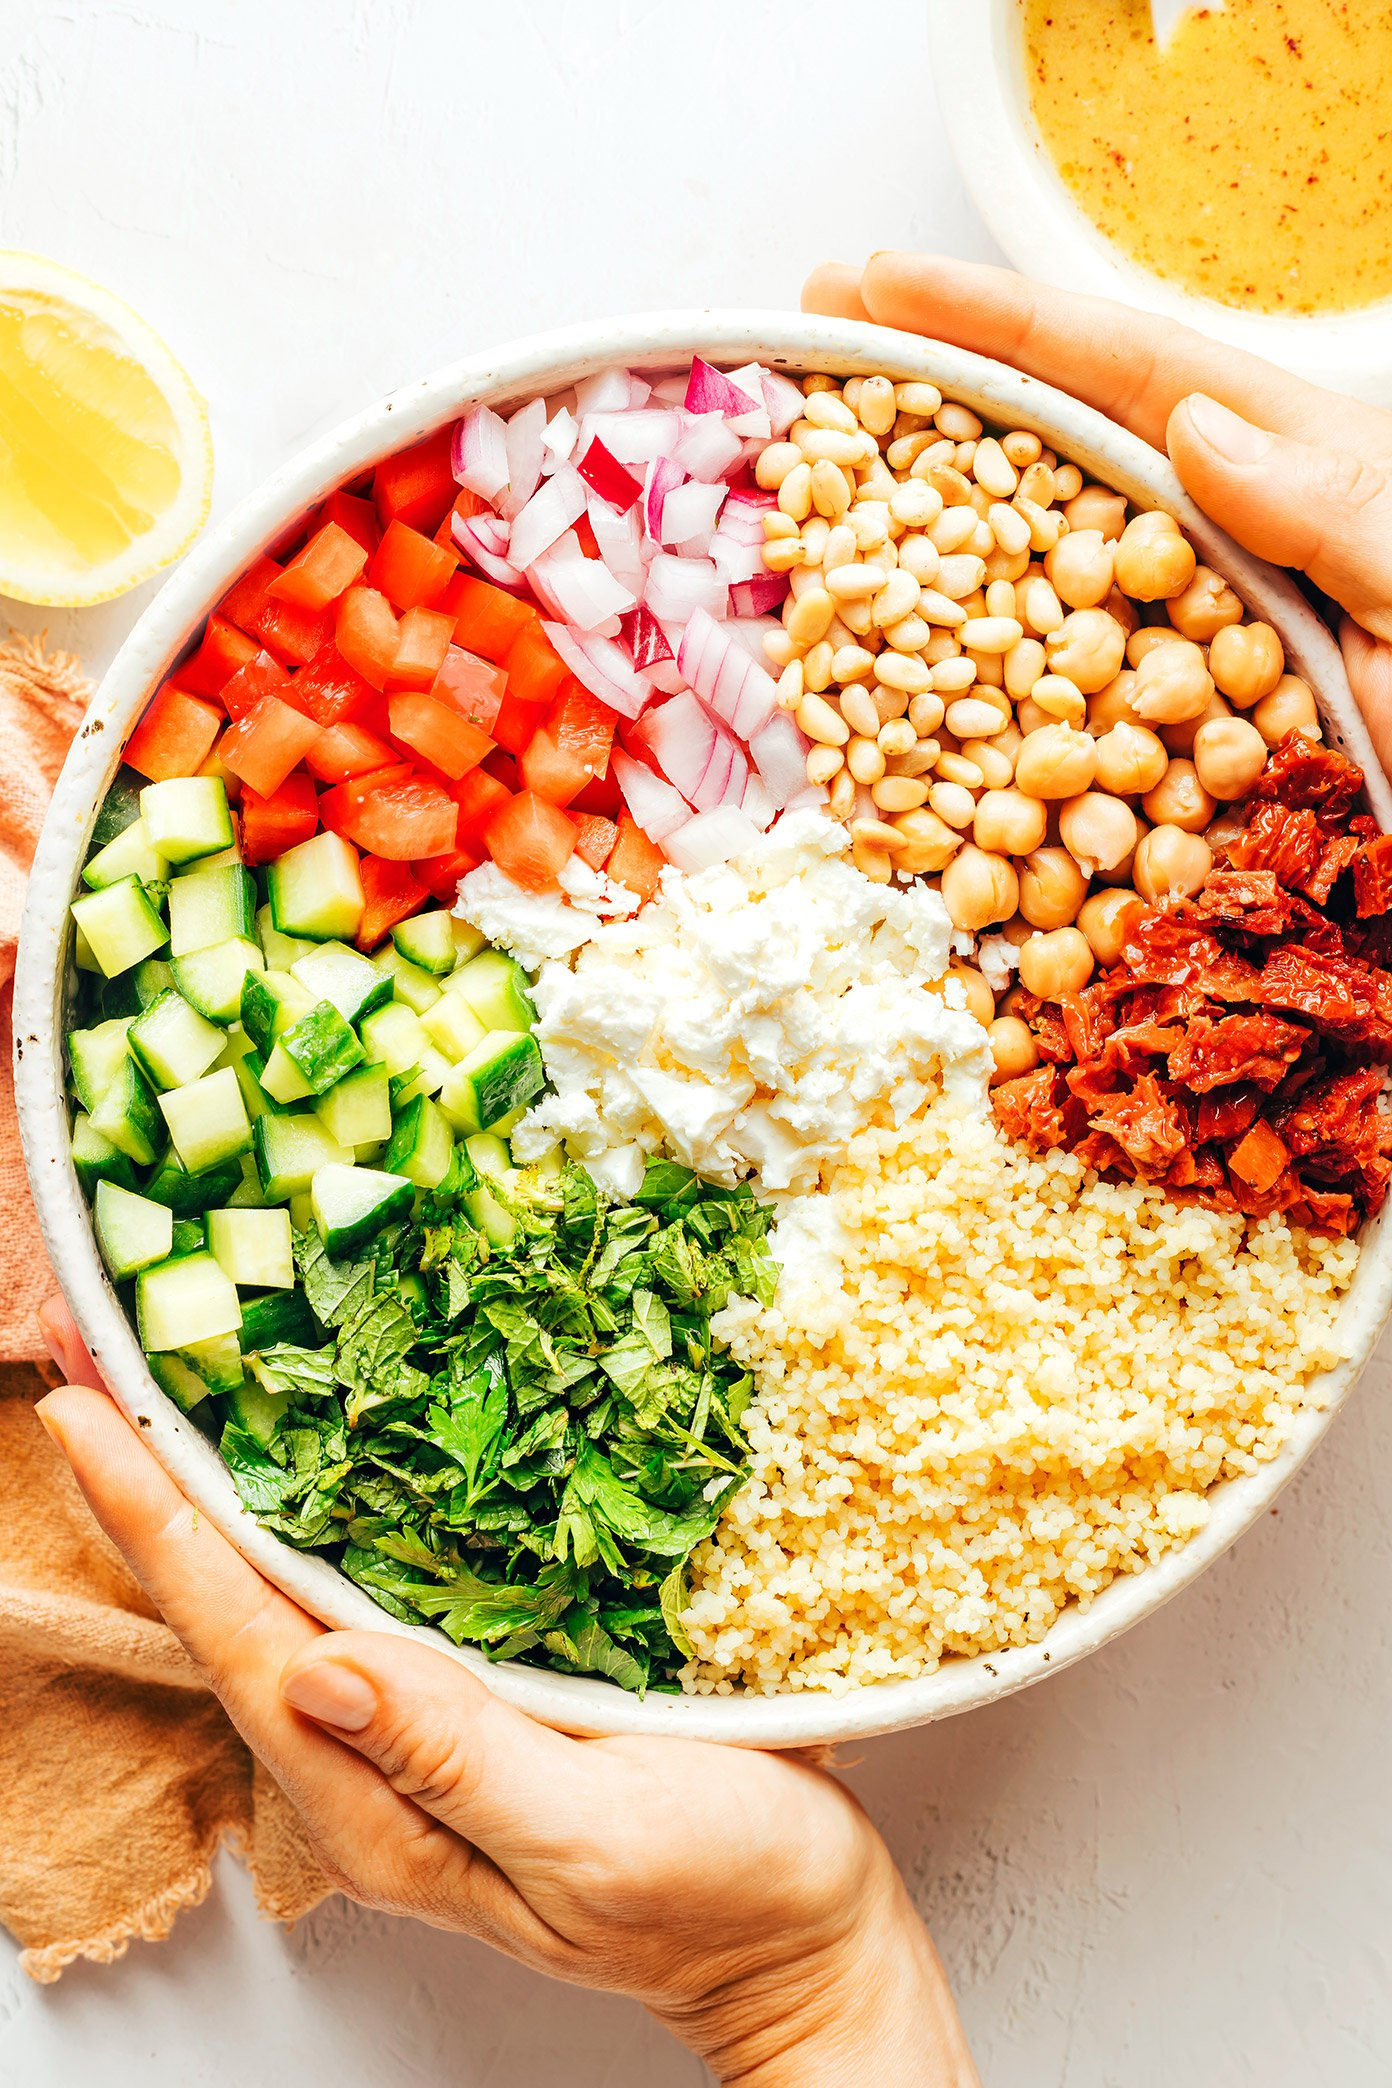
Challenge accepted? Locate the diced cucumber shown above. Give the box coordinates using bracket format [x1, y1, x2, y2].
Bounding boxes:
[71, 876, 168, 978]
[373, 946, 442, 1014]
[139, 776, 234, 865]
[420, 991, 487, 1063]
[252, 1113, 349, 1200]
[171, 1216, 206, 1255]
[128, 991, 227, 1092]
[226, 1151, 270, 1207]
[90, 1054, 165, 1165]
[358, 1002, 450, 1098]
[278, 1000, 364, 1095]
[240, 969, 315, 1056]
[134, 956, 176, 1008]
[447, 949, 536, 1033]
[207, 1206, 295, 1288]
[158, 1067, 252, 1174]
[238, 1287, 320, 1352]
[170, 936, 265, 1022]
[96, 971, 142, 1021]
[167, 862, 257, 956]
[287, 1191, 316, 1234]
[71, 1110, 139, 1196]
[255, 903, 317, 972]
[310, 1162, 414, 1257]
[225, 1377, 290, 1446]
[491, 1103, 527, 1138]
[259, 1040, 315, 1105]
[314, 1062, 392, 1149]
[82, 817, 168, 891]
[143, 1150, 244, 1214]
[136, 1251, 242, 1351]
[149, 1329, 244, 1412]
[148, 1351, 212, 1412]
[450, 918, 486, 965]
[390, 910, 458, 975]
[291, 939, 394, 1026]
[68, 1017, 134, 1111]
[383, 1094, 455, 1189]
[93, 1180, 174, 1280]
[266, 831, 364, 942]
[89, 767, 145, 853]
[73, 922, 101, 973]
[463, 1133, 517, 1248]
[439, 1030, 544, 1136]
[197, 843, 244, 870]
[223, 1033, 278, 1122]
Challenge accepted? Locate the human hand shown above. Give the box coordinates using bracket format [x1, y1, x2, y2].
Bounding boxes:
[803, 252, 1392, 779]
[35, 1299, 977, 2088]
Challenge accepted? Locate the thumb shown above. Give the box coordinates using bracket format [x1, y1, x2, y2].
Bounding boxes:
[1167, 392, 1392, 641]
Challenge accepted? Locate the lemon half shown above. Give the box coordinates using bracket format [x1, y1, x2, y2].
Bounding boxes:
[0, 251, 213, 606]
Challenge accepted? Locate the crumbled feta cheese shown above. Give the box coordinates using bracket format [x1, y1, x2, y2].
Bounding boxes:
[452, 857, 639, 973]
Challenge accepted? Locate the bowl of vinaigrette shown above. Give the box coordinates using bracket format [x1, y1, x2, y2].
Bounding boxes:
[926, 0, 1392, 406]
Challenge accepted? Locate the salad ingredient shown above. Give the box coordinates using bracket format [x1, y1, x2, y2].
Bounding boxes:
[0, 250, 213, 605]
[683, 1095, 1356, 1695]
[501, 812, 988, 1197]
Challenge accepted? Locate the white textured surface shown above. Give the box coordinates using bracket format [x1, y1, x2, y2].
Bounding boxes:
[3, 1, 1391, 2081]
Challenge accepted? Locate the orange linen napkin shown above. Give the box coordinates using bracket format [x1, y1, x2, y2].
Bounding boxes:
[0, 636, 330, 1981]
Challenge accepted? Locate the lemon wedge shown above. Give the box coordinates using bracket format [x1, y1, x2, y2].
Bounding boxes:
[0, 251, 213, 606]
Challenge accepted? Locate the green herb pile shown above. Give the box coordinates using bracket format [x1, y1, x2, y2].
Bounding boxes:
[221, 1151, 777, 1692]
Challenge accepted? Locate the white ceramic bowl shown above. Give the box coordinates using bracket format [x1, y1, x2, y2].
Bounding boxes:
[16, 310, 1392, 1747]
[925, 1, 1392, 409]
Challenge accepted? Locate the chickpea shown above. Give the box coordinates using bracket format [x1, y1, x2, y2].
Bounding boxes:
[1019, 925, 1094, 999]
[1141, 758, 1216, 833]
[1133, 825, 1213, 903]
[988, 1015, 1040, 1085]
[1095, 811, 1146, 888]
[1112, 511, 1197, 602]
[1087, 671, 1141, 732]
[1019, 846, 1088, 929]
[948, 963, 996, 1028]
[1131, 638, 1216, 725]
[1063, 485, 1128, 542]
[1059, 791, 1139, 875]
[1045, 608, 1127, 693]
[1168, 565, 1244, 643]
[999, 912, 1034, 948]
[1102, 586, 1140, 638]
[1253, 674, 1322, 747]
[892, 806, 963, 874]
[941, 845, 1020, 930]
[1093, 720, 1169, 796]
[1045, 528, 1116, 610]
[1015, 696, 1054, 735]
[1078, 887, 1145, 966]
[1126, 624, 1186, 668]
[974, 788, 1048, 856]
[1192, 714, 1268, 800]
[1159, 692, 1231, 758]
[1014, 722, 1099, 799]
[1207, 620, 1285, 707]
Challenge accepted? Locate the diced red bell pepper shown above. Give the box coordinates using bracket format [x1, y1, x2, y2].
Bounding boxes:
[240, 772, 319, 867]
[347, 775, 459, 861]
[413, 846, 482, 902]
[606, 812, 665, 903]
[293, 641, 377, 728]
[451, 767, 514, 850]
[387, 690, 494, 782]
[445, 573, 537, 662]
[356, 855, 428, 950]
[573, 512, 602, 560]
[319, 488, 381, 556]
[267, 521, 369, 612]
[180, 615, 260, 699]
[317, 764, 414, 838]
[573, 812, 618, 870]
[124, 684, 222, 782]
[220, 648, 290, 721]
[334, 586, 401, 692]
[372, 425, 457, 536]
[433, 488, 490, 553]
[503, 621, 570, 710]
[431, 646, 507, 732]
[568, 765, 622, 818]
[367, 518, 458, 613]
[304, 720, 398, 785]
[491, 693, 550, 757]
[518, 677, 617, 806]
[220, 554, 332, 665]
[218, 694, 323, 799]
[385, 606, 456, 692]
[482, 749, 521, 790]
[485, 790, 578, 893]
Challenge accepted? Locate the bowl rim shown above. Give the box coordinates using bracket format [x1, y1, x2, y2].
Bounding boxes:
[15, 305, 1392, 1747]
[924, 0, 1392, 406]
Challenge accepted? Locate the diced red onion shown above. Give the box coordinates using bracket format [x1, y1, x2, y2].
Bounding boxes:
[611, 748, 691, 840]
[508, 468, 588, 572]
[785, 782, 830, 813]
[585, 409, 682, 466]
[620, 604, 672, 671]
[729, 574, 789, 617]
[577, 436, 643, 513]
[648, 372, 690, 406]
[529, 541, 635, 632]
[637, 692, 718, 802]
[663, 804, 763, 873]
[724, 615, 783, 663]
[541, 618, 653, 720]
[761, 369, 806, 438]
[644, 456, 683, 540]
[748, 709, 812, 808]
[660, 478, 726, 549]
[574, 367, 651, 417]
[586, 494, 646, 595]
[452, 511, 522, 587]
[644, 551, 726, 625]
[683, 355, 761, 422]
[742, 773, 776, 832]
[451, 406, 510, 502]
[717, 488, 776, 540]
[672, 412, 746, 483]
[710, 533, 766, 585]
[541, 406, 578, 466]
[677, 607, 778, 741]
[499, 397, 546, 520]
[721, 363, 774, 438]
[696, 733, 749, 813]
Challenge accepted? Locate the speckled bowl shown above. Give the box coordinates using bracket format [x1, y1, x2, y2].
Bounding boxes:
[15, 311, 1392, 1746]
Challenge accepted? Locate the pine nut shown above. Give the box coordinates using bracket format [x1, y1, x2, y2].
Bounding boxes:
[778, 461, 813, 520]
[972, 436, 1018, 499]
[755, 441, 803, 491]
[897, 535, 942, 585]
[1018, 461, 1056, 505]
[888, 480, 943, 530]
[850, 815, 909, 854]
[929, 656, 977, 694]
[839, 683, 883, 739]
[833, 644, 877, 685]
[856, 374, 898, 436]
[847, 504, 892, 551]
[929, 506, 979, 554]
[796, 428, 868, 468]
[873, 772, 931, 813]
[800, 514, 831, 564]
[762, 537, 805, 573]
[888, 741, 942, 778]
[937, 751, 985, 787]
[836, 597, 875, 637]
[847, 735, 887, 785]
[935, 402, 983, 442]
[810, 458, 851, 518]
[987, 502, 1032, 557]
[1002, 430, 1043, 467]
[928, 780, 977, 828]
[764, 510, 799, 539]
[985, 579, 1018, 619]
[828, 767, 856, 819]
[822, 523, 857, 572]
[802, 373, 838, 394]
[875, 651, 934, 694]
[871, 681, 911, 724]
[894, 381, 944, 417]
[877, 718, 918, 758]
[805, 389, 857, 433]
[806, 743, 846, 785]
[882, 615, 932, 652]
[851, 838, 894, 883]
[763, 630, 798, 669]
[917, 589, 969, 628]
[797, 692, 850, 745]
[937, 554, 988, 600]
[803, 639, 835, 692]
[785, 588, 835, 646]
[873, 570, 921, 627]
[776, 660, 804, 711]
[947, 696, 1013, 740]
[825, 561, 888, 602]
[1031, 673, 1087, 724]
[908, 691, 948, 735]
[959, 615, 1023, 654]
[1020, 574, 1065, 634]
[1053, 462, 1084, 500]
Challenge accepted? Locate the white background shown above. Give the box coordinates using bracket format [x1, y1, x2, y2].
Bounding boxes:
[4, 3, 1392, 2082]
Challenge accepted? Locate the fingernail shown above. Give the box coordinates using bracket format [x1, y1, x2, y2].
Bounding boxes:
[1186, 393, 1273, 466]
[34, 1394, 62, 1444]
[282, 1658, 378, 1732]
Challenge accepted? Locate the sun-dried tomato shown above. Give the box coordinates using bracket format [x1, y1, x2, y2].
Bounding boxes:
[1303, 833, 1362, 907]
[1251, 733, 1364, 819]
[1255, 945, 1363, 1024]
[1228, 802, 1322, 886]
[991, 1065, 1070, 1148]
[1353, 833, 1392, 918]
[1166, 1012, 1308, 1093]
[1194, 868, 1295, 938]
[1228, 1118, 1290, 1193]
[1087, 1073, 1189, 1176]
[1194, 1087, 1260, 1142]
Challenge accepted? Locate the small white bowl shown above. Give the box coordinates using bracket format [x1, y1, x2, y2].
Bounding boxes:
[925, 0, 1392, 408]
[15, 310, 1392, 1747]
